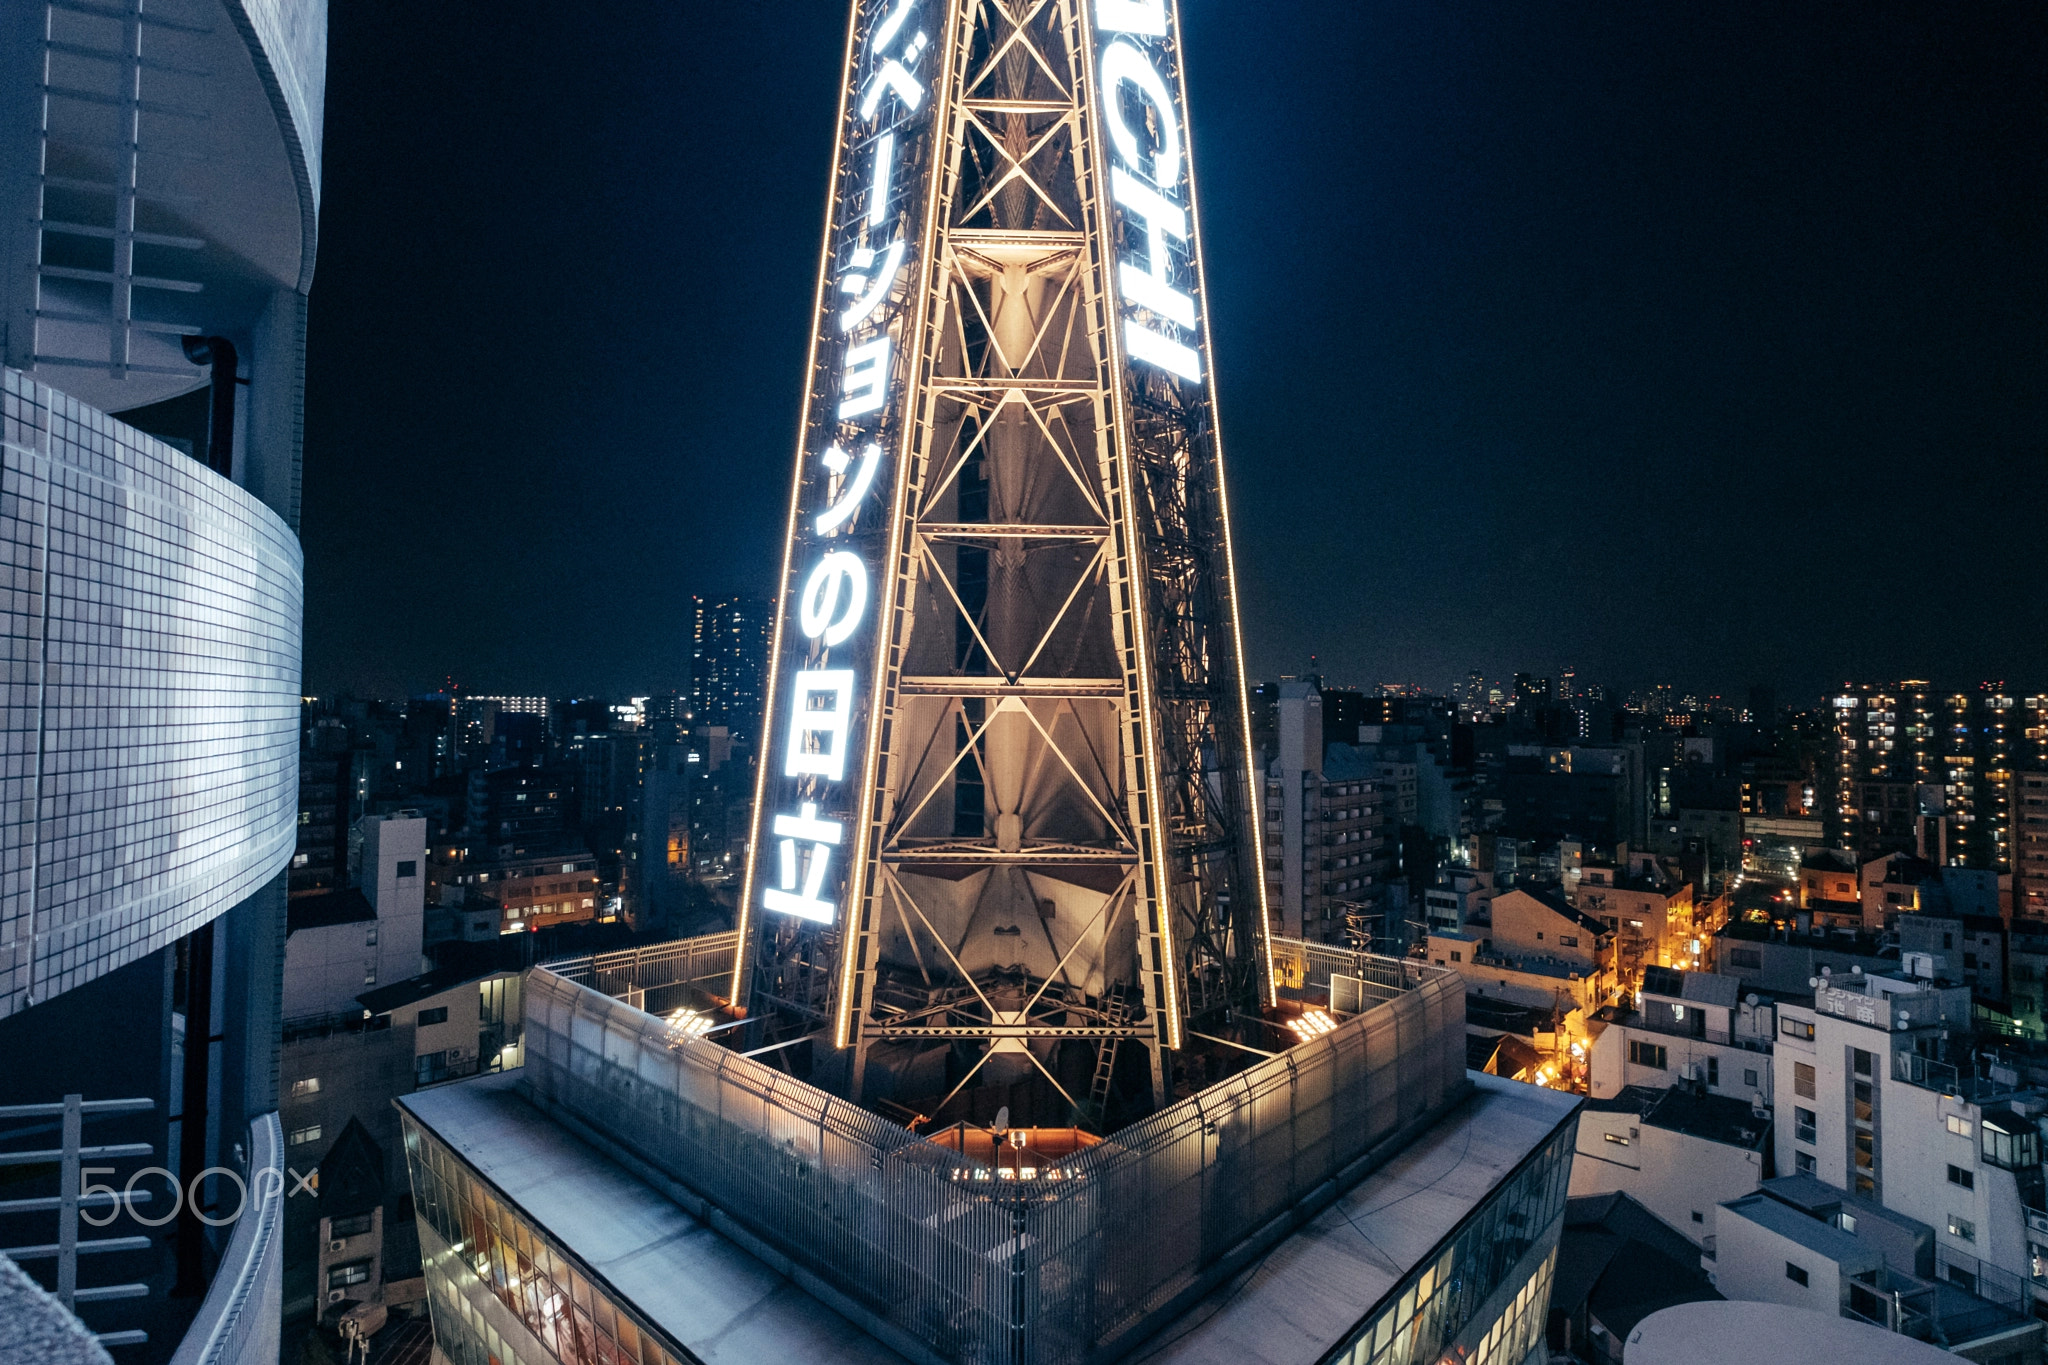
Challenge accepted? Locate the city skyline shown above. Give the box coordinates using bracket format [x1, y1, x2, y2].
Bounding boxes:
[300, 3, 2048, 702]
[7, 5, 2048, 1364]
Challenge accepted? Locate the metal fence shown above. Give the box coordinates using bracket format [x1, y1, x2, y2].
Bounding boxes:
[542, 932, 738, 1015]
[521, 944, 1465, 1365]
[1270, 936, 1421, 1006]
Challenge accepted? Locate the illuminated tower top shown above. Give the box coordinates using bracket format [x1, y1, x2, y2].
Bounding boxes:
[738, 0, 1268, 1129]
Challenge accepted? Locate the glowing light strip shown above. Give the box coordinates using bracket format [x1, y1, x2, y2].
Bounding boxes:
[732, 0, 867, 1010]
[1162, 0, 1277, 1001]
[737, 0, 934, 1007]
[1079, 0, 1186, 1051]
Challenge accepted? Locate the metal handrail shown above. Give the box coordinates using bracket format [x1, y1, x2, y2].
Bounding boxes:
[168, 1113, 282, 1365]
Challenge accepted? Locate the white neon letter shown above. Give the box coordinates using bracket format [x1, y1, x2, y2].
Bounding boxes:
[1125, 319, 1201, 382]
[1096, 0, 1166, 35]
[860, 53, 926, 122]
[816, 442, 883, 534]
[839, 336, 892, 418]
[873, 0, 916, 52]
[785, 670, 858, 781]
[799, 552, 869, 647]
[840, 240, 906, 332]
[1099, 42, 1181, 188]
[1111, 167, 1194, 328]
[868, 131, 895, 227]
[763, 802, 843, 923]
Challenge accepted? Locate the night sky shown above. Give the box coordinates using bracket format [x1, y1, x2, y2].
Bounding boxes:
[302, 2, 2047, 705]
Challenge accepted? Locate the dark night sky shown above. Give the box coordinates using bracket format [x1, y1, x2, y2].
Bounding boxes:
[302, 2, 2047, 705]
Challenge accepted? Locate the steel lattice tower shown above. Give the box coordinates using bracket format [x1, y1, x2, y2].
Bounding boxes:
[736, 0, 1267, 1118]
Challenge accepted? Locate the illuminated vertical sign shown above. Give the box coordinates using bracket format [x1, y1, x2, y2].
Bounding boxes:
[1094, 0, 1203, 387]
[741, 0, 938, 947]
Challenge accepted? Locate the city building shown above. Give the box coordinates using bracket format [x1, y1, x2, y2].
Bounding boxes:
[1499, 741, 1647, 851]
[1828, 683, 2019, 872]
[1715, 919, 1897, 996]
[686, 594, 769, 753]
[1771, 964, 2048, 1316]
[1262, 681, 1397, 946]
[1546, 1193, 1724, 1363]
[2017, 768, 2048, 926]
[281, 962, 526, 1332]
[452, 696, 550, 767]
[1423, 865, 1494, 935]
[429, 845, 600, 936]
[1588, 965, 1775, 1105]
[1572, 856, 1697, 977]
[0, 0, 323, 1360]
[1711, 1179, 2041, 1359]
[283, 814, 428, 1017]
[1570, 1085, 1769, 1246]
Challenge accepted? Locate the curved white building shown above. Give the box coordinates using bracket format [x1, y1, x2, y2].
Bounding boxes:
[0, 3, 324, 1364]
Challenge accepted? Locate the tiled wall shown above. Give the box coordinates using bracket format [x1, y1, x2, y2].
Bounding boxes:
[0, 368, 300, 1017]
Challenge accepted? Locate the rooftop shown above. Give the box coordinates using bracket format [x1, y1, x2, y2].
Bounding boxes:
[1584, 1086, 1768, 1151]
[357, 960, 517, 1017]
[401, 1070, 1578, 1365]
[1504, 885, 1615, 938]
[286, 887, 375, 934]
[399, 1073, 905, 1365]
[1721, 1191, 1877, 1267]
[1095, 1073, 1581, 1365]
[1639, 966, 1740, 1010]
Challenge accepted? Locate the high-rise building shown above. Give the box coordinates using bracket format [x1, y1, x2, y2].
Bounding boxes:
[0, 2, 324, 1360]
[402, 12, 1580, 1365]
[2016, 769, 2048, 927]
[687, 595, 770, 751]
[1827, 682, 2018, 871]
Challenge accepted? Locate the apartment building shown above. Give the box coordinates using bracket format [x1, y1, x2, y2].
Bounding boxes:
[1773, 966, 2048, 1314]
[1589, 965, 1775, 1105]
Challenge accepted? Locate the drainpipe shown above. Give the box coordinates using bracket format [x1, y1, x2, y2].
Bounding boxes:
[179, 335, 239, 478]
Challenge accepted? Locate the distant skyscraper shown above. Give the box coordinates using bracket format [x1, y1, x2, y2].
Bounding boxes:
[689, 594, 770, 751]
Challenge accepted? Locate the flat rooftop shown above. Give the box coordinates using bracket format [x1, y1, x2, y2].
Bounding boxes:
[400, 1071, 1578, 1365]
[1144, 1073, 1580, 1365]
[399, 1072, 905, 1365]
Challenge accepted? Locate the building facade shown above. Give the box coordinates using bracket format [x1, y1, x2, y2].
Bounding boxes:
[0, 1, 323, 1359]
[1829, 683, 2019, 872]
[686, 594, 769, 754]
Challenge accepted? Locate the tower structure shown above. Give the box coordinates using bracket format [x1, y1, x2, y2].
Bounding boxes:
[737, 0, 1267, 1115]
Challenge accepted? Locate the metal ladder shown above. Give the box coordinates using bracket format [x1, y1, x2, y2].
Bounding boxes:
[1087, 983, 1131, 1118]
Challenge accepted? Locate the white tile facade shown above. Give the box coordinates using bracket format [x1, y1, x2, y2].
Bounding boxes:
[0, 368, 300, 1017]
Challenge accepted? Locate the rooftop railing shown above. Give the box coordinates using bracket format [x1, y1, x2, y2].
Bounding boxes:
[169, 1113, 283, 1365]
[520, 939, 1465, 1365]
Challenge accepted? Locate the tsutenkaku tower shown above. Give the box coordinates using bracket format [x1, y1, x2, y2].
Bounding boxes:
[736, 0, 1267, 1115]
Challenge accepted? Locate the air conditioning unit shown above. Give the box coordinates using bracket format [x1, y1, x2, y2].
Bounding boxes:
[329, 1240, 347, 1252]
[328, 1290, 346, 1304]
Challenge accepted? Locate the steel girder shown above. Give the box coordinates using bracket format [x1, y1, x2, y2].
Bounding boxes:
[742, 0, 1267, 1118]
